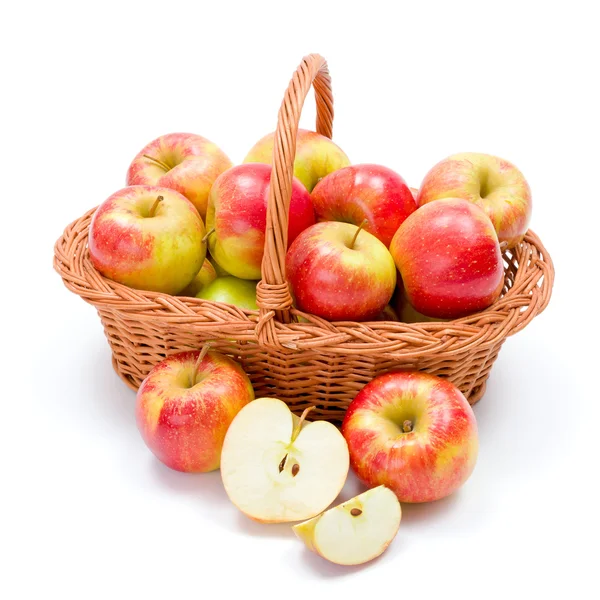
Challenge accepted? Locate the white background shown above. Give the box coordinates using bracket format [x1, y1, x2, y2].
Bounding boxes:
[2, 1, 599, 598]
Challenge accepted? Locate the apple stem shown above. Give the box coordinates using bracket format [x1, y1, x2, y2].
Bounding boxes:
[349, 219, 368, 249]
[402, 419, 413, 433]
[189, 343, 211, 388]
[202, 228, 215, 243]
[143, 154, 171, 172]
[148, 195, 164, 218]
[291, 406, 315, 442]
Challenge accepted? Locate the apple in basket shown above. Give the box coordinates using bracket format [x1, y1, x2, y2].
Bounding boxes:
[417, 152, 532, 248]
[179, 259, 217, 297]
[311, 164, 417, 247]
[390, 198, 504, 319]
[342, 371, 479, 503]
[196, 276, 258, 310]
[244, 128, 351, 192]
[286, 221, 396, 321]
[89, 185, 206, 295]
[126, 132, 232, 219]
[205, 163, 315, 279]
[136, 347, 254, 473]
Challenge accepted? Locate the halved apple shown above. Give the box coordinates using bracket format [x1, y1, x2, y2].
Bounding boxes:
[293, 486, 401, 565]
[220, 398, 349, 523]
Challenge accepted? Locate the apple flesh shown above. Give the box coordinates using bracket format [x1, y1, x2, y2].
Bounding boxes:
[126, 132, 232, 220]
[311, 164, 417, 247]
[196, 276, 258, 311]
[179, 259, 217, 297]
[293, 486, 401, 566]
[417, 152, 532, 248]
[206, 163, 315, 280]
[136, 348, 254, 473]
[89, 185, 205, 294]
[286, 221, 396, 321]
[220, 398, 349, 523]
[389, 198, 504, 319]
[244, 128, 350, 192]
[342, 371, 478, 503]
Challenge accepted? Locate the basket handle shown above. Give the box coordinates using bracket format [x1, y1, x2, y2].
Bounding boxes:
[256, 54, 334, 347]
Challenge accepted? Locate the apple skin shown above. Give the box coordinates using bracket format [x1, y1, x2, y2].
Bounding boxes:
[206, 163, 315, 279]
[136, 350, 254, 473]
[179, 259, 217, 297]
[89, 185, 205, 294]
[286, 221, 397, 321]
[389, 198, 504, 319]
[342, 371, 478, 503]
[393, 285, 446, 323]
[196, 276, 258, 311]
[126, 132, 232, 219]
[311, 164, 417, 247]
[417, 152, 532, 248]
[243, 128, 351, 192]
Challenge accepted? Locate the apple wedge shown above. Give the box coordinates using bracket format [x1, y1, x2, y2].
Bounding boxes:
[293, 486, 401, 566]
[220, 398, 349, 523]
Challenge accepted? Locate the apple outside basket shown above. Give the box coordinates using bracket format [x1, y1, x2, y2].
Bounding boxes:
[53, 54, 554, 422]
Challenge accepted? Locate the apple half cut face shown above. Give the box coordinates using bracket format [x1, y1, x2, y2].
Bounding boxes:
[220, 398, 349, 523]
[293, 486, 401, 566]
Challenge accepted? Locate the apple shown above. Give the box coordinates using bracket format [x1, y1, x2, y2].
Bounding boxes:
[196, 276, 258, 311]
[417, 152, 532, 248]
[371, 304, 399, 322]
[89, 185, 205, 294]
[220, 399, 349, 523]
[394, 286, 445, 323]
[286, 221, 397, 321]
[136, 347, 254, 473]
[244, 128, 350, 192]
[342, 371, 479, 503]
[311, 164, 417, 247]
[389, 198, 504, 319]
[208, 255, 230, 277]
[293, 486, 401, 566]
[179, 259, 217, 297]
[126, 132, 232, 219]
[206, 163, 315, 279]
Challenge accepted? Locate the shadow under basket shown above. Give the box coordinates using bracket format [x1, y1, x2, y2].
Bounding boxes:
[53, 54, 554, 423]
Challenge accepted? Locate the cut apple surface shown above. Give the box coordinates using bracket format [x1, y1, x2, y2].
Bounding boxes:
[220, 398, 349, 523]
[293, 486, 401, 566]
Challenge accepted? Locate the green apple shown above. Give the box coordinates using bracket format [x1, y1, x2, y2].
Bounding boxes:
[179, 259, 217, 297]
[196, 277, 258, 310]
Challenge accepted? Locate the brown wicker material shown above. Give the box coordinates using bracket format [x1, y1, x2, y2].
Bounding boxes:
[53, 54, 554, 422]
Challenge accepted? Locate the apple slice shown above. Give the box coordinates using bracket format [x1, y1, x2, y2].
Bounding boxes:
[293, 486, 401, 566]
[220, 398, 349, 523]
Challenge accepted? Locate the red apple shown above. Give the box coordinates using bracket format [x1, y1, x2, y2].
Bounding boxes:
[342, 371, 478, 503]
[206, 163, 315, 279]
[417, 152, 532, 248]
[89, 185, 205, 294]
[136, 348, 254, 473]
[389, 198, 504, 319]
[286, 221, 396, 321]
[126, 132, 232, 219]
[311, 164, 417, 247]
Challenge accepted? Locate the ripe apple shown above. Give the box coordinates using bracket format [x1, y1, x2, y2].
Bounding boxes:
[179, 259, 217, 297]
[389, 198, 504, 319]
[417, 152, 532, 247]
[89, 185, 205, 294]
[286, 221, 397, 321]
[196, 276, 258, 310]
[126, 132, 232, 219]
[342, 371, 479, 503]
[394, 286, 445, 323]
[206, 163, 315, 279]
[311, 164, 417, 247]
[293, 486, 401, 566]
[220, 399, 349, 523]
[244, 128, 350, 192]
[136, 347, 254, 473]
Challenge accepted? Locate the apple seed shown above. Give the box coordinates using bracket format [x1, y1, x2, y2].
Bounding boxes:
[291, 463, 300, 477]
[350, 508, 362, 517]
[278, 454, 288, 473]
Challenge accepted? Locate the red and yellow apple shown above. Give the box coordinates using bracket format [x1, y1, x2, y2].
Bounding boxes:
[390, 198, 504, 319]
[136, 348, 254, 473]
[417, 152, 532, 247]
[196, 276, 258, 310]
[206, 163, 315, 279]
[311, 164, 417, 247]
[126, 132, 232, 219]
[342, 371, 479, 503]
[244, 128, 350, 192]
[179, 259, 217, 297]
[89, 185, 205, 294]
[286, 221, 396, 321]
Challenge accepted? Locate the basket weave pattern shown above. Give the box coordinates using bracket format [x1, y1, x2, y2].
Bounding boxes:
[54, 54, 554, 422]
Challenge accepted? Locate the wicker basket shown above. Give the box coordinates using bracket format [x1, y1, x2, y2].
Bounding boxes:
[53, 54, 554, 422]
